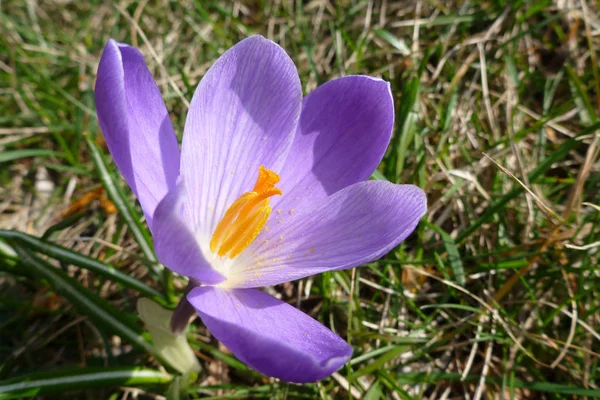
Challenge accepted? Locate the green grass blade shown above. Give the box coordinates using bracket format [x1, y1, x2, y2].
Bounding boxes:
[84, 136, 161, 275]
[424, 221, 465, 285]
[0, 367, 170, 399]
[456, 129, 597, 243]
[350, 345, 408, 380]
[0, 149, 61, 163]
[391, 77, 420, 180]
[363, 379, 383, 400]
[11, 244, 176, 371]
[372, 29, 410, 55]
[370, 169, 389, 181]
[0, 230, 163, 301]
[394, 371, 600, 396]
[566, 65, 598, 123]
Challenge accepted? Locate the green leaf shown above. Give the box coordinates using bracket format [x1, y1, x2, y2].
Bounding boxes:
[370, 169, 389, 181]
[387, 50, 429, 182]
[0, 367, 170, 399]
[192, 340, 256, 375]
[566, 65, 598, 123]
[457, 128, 597, 243]
[373, 29, 410, 55]
[0, 149, 60, 163]
[350, 345, 408, 379]
[394, 371, 600, 396]
[137, 298, 201, 376]
[424, 222, 465, 286]
[363, 379, 383, 400]
[0, 230, 163, 301]
[85, 136, 161, 274]
[11, 245, 176, 371]
[420, 303, 486, 315]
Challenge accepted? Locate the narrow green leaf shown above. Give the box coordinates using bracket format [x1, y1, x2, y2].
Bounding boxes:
[370, 169, 389, 181]
[394, 371, 600, 396]
[350, 345, 408, 379]
[166, 375, 185, 400]
[41, 212, 87, 240]
[193, 341, 255, 375]
[420, 303, 485, 315]
[0, 149, 60, 163]
[566, 65, 598, 123]
[457, 129, 596, 243]
[0, 230, 163, 301]
[393, 78, 420, 179]
[0, 239, 17, 260]
[425, 222, 465, 286]
[363, 379, 383, 400]
[378, 371, 415, 400]
[373, 29, 410, 55]
[0, 367, 170, 399]
[11, 245, 176, 371]
[85, 136, 161, 275]
[350, 345, 397, 366]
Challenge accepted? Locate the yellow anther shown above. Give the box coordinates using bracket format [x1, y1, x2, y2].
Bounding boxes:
[209, 192, 257, 253]
[210, 166, 281, 259]
[220, 204, 271, 259]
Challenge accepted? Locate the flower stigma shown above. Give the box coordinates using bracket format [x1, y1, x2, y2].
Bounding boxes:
[209, 166, 281, 259]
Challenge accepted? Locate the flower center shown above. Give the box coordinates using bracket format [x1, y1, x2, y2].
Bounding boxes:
[209, 166, 281, 259]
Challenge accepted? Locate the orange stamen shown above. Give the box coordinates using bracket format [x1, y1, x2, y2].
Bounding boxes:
[210, 166, 281, 259]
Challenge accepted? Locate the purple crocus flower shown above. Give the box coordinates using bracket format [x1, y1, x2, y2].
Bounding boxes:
[95, 36, 426, 383]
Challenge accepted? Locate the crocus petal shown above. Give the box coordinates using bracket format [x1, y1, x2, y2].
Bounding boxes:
[228, 181, 426, 288]
[181, 36, 302, 246]
[152, 180, 225, 284]
[187, 286, 352, 383]
[95, 39, 180, 230]
[273, 76, 394, 214]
